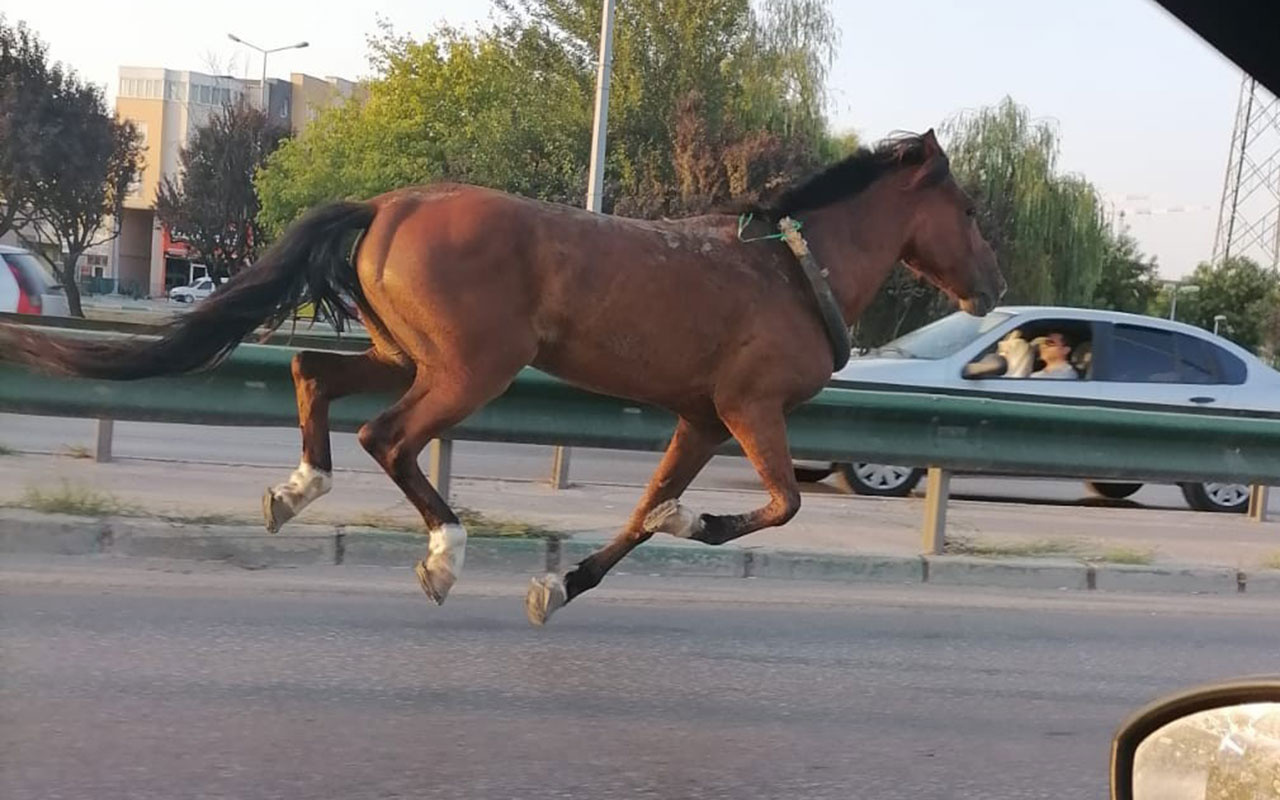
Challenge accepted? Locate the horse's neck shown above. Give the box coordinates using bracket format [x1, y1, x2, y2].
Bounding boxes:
[803, 194, 911, 325]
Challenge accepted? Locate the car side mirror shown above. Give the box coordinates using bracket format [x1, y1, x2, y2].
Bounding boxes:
[963, 353, 1008, 379]
[1111, 678, 1280, 799]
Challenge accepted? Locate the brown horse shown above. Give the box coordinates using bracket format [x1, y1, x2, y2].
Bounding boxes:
[0, 129, 1003, 625]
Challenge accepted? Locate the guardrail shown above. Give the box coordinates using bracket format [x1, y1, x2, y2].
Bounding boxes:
[1, 322, 1276, 551]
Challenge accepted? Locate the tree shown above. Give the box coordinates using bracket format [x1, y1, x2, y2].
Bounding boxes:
[257, 22, 592, 237]
[0, 16, 61, 239]
[1091, 230, 1161, 314]
[156, 101, 289, 281]
[26, 71, 141, 317]
[257, 1, 841, 233]
[1154, 255, 1280, 354]
[943, 97, 1111, 307]
[498, 0, 838, 216]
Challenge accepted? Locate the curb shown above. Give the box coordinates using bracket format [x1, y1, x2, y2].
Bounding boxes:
[0, 509, 1270, 595]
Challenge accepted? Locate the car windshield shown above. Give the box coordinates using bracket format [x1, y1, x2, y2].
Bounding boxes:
[872, 311, 1013, 360]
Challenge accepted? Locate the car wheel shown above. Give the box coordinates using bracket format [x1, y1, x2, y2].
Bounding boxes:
[835, 462, 924, 497]
[1084, 481, 1143, 500]
[1180, 482, 1250, 513]
[793, 463, 836, 483]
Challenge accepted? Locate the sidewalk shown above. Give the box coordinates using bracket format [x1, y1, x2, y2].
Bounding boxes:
[1, 451, 1277, 576]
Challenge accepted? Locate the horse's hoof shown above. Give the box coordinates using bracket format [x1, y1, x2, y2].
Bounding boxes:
[414, 559, 456, 606]
[642, 499, 702, 538]
[525, 574, 566, 627]
[262, 489, 294, 534]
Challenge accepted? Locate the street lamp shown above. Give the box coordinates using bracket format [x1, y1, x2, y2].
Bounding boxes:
[1166, 282, 1199, 321]
[1214, 314, 1228, 336]
[227, 34, 309, 113]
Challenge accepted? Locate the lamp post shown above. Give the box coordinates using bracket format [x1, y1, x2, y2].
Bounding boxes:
[1167, 282, 1200, 321]
[551, 0, 615, 490]
[227, 34, 309, 114]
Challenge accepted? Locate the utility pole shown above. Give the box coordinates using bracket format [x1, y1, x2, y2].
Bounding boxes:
[551, 0, 616, 491]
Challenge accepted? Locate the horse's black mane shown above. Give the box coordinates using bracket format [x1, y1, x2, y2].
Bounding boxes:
[736, 132, 948, 221]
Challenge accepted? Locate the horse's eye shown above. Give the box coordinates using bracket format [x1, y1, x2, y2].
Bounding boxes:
[964, 207, 976, 218]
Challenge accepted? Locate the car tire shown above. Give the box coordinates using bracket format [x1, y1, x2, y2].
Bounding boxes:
[793, 463, 836, 484]
[1180, 482, 1250, 513]
[1084, 481, 1143, 500]
[835, 462, 925, 497]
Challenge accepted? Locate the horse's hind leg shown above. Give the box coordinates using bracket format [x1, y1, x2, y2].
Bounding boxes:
[264, 349, 412, 533]
[358, 368, 515, 605]
[525, 416, 728, 626]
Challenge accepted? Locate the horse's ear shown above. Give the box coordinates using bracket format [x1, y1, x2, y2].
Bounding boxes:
[921, 129, 942, 158]
[908, 129, 947, 188]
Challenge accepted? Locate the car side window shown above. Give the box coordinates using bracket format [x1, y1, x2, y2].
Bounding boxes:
[1173, 334, 1220, 385]
[1107, 325, 1179, 382]
[1105, 325, 1235, 384]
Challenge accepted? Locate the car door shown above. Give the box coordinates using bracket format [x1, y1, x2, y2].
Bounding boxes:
[1089, 322, 1242, 410]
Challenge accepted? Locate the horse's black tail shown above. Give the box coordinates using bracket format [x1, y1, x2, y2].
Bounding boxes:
[0, 201, 376, 381]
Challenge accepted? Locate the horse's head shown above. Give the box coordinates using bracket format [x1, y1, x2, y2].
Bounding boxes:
[896, 130, 1005, 316]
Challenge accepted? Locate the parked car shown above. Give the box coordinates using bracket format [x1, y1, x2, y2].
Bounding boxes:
[168, 277, 219, 303]
[0, 245, 71, 317]
[796, 306, 1280, 512]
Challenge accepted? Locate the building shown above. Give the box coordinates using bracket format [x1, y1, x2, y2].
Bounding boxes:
[111, 67, 357, 297]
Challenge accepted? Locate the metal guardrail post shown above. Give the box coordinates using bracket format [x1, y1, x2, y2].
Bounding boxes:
[95, 418, 114, 463]
[921, 466, 951, 555]
[1248, 484, 1270, 522]
[551, 445, 572, 490]
[428, 439, 453, 503]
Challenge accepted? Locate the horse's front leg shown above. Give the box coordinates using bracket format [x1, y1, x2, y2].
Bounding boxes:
[645, 401, 801, 546]
[525, 416, 727, 626]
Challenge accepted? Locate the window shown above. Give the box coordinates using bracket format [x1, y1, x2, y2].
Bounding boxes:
[1105, 325, 1241, 384]
[199, 85, 211, 104]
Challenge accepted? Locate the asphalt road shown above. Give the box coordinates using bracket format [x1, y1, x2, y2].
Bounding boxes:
[3, 412, 1274, 513]
[3, 556, 1279, 800]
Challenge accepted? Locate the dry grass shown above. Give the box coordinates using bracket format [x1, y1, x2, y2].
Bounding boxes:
[340, 507, 566, 539]
[18, 481, 139, 517]
[1261, 551, 1280, 571]
[60, 444, 94, 460]
[945, 536, 1083, 559]
[1090, 547, 1157, 566]
[946, 536, 1157, 565]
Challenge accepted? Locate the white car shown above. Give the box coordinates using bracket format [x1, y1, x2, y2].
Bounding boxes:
[798, 306, 1280, 512]
[169, 277, 218, 303]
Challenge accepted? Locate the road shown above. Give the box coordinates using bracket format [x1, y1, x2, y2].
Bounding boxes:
[3, 412, 1275, 514]
[3, 556, 1278, 800]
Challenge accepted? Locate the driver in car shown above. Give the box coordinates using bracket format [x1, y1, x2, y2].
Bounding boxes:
[1031, 332, 1079, 379]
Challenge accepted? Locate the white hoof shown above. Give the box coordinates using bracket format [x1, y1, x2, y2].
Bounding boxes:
[415, 523, 467, 605]
[263, 461, 331, 533]
[525, 574, 567, 627]
[642, 499, 703, 538]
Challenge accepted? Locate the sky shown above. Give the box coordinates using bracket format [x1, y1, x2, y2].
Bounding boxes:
[10, 0, 1254, 278]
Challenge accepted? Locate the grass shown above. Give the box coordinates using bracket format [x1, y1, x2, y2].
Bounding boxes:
[1261, 551, 1280, 571]
[1089, 547, 1157, 566]
[60, 444, 94, 460]
[156, 512, 249, 527]
[340, 507, 566, 539]
[945, 536, 1083, 559]
[18, 480, 139, 517]
[945, 535, 1157, 565]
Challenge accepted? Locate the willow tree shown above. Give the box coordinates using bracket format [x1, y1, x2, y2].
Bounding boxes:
[942, 97, 1110, 306]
